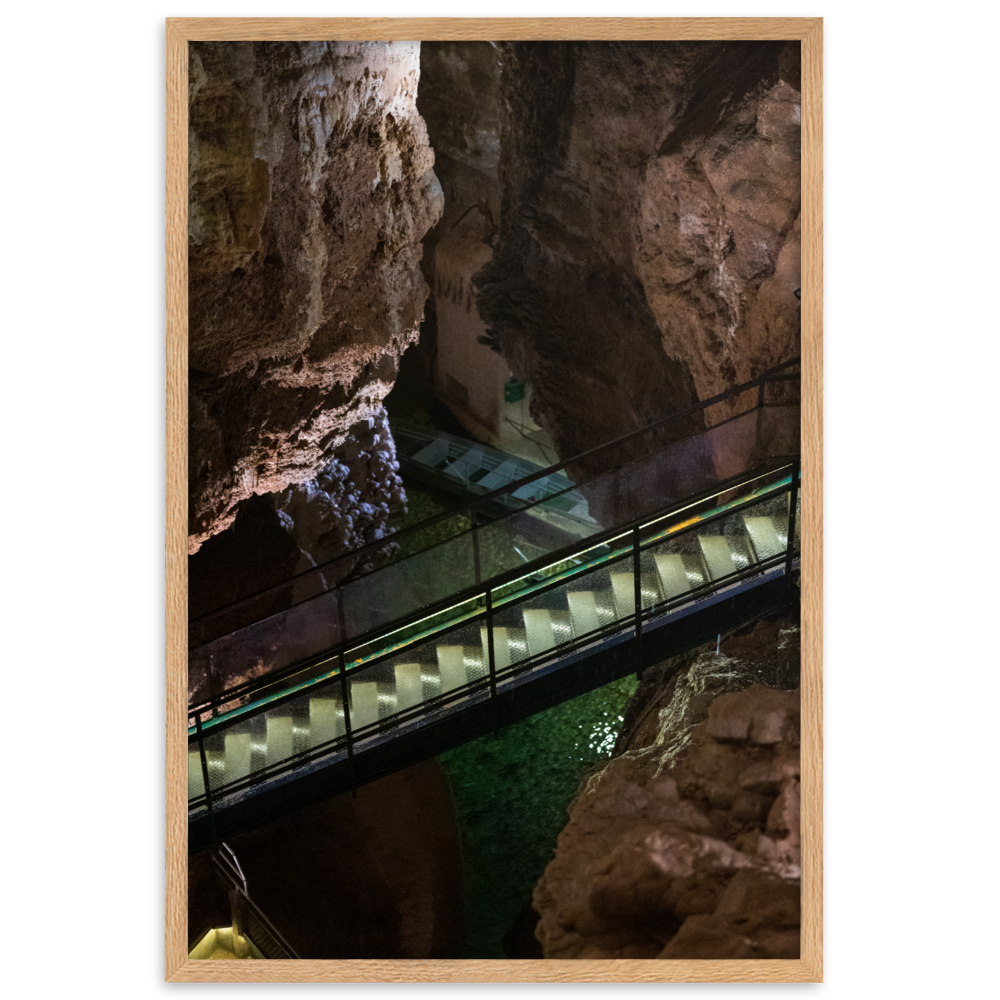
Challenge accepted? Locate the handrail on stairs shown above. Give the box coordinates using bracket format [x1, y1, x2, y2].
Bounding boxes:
[187, 460, 801, 824]
[210, 842, 300, 960]
[190, 357, 800, 644]
[189, 460, 797, 723]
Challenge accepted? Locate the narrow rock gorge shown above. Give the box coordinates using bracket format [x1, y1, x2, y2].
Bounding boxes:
[186, 39, 802, 962]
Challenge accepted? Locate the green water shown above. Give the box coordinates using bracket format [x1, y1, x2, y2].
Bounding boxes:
[393, 484, 638, 956]
[439, 674, 638, 958]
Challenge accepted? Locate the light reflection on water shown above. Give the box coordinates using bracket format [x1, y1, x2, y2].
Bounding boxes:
[439, 676, 638, 958]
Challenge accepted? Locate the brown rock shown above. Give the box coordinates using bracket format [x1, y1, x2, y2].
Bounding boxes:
[188, 41, 443, 552]
[766, 777, 802, 843]
[707, 684, 800, 745]
[715, 868, 801, 933]
[532, 623, 801, 960]
[659, 914, 754, 959]
[473, 42, 800, 495]
[738, 749, 801, 795]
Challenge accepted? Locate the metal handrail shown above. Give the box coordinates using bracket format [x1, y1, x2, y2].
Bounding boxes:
[210, 844, 300, 960]
[189, 461, 796, 722]
[188, 464, 799, 753]
[189, 542, 799, 809]
[190, 356, 800, 638]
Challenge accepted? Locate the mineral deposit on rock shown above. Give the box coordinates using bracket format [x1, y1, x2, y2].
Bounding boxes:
[188, 41, 442, 552]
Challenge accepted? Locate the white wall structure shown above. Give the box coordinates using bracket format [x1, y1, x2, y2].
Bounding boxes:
[433, 211, 556, 465]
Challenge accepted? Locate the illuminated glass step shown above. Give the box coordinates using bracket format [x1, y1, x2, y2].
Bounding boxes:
[743, 515, 787, 560]
[698, 535, 739, 582]
[567, 591, 601, 635]
[522, 609, 556, 656]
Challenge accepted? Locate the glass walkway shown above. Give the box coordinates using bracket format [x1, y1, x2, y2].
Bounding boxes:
[188, 361, 801, 850]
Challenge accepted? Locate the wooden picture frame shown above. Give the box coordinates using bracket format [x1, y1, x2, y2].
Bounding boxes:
[166, 16, 822, 983]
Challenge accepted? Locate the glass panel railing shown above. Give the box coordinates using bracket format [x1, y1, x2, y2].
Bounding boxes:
[488, 548, 635, 675]
[190, 462, 796, 713]
[189, 472, 800, 809]
[189, 614, 498, 805]
[189, 589, 343, 711]
[190, 362, 800, 653]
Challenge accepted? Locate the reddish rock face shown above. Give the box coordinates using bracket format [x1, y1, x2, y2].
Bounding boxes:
[473, 41, 801, 473]
[188, 41, 442, 553]
[532, 619, 801, 960]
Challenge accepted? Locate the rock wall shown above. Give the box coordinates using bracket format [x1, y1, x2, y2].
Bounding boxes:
[417, 42, 503, 270]
[188, 41, 442, 553]
[273, 408, 406, 580]
[188, 760, 464, 959]
[533, 617, 801, 959]
[473, 41, 801, 474]
[416, 44, 558, 463]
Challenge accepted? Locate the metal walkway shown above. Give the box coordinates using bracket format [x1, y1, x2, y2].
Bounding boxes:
[189, 453, 801, 851]
[391, 418, 597, 531]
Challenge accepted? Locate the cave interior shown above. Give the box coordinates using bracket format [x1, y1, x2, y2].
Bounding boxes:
[186, 39, 803, 962]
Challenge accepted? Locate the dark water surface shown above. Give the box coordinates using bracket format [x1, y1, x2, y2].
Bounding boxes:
[439, 674, 638, 959]
[391, 484, 639, 956]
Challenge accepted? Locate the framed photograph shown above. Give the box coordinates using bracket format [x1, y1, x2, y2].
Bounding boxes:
[167, 16, 822, 983]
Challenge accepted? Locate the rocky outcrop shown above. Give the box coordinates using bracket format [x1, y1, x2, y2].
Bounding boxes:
[272, 408, 406, 578]
[417, 42, 502, 270]
[474, 41, 801, 476]
[533, 617, 801, 959]
[188, 41, 442, 553]
[188, 408, 405, 622]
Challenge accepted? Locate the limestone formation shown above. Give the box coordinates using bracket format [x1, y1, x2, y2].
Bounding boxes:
[188, 41, 442, 553]
[473, 41, 801, 474]
[272, 407, 407, 579]
[533, 620, 801, 959]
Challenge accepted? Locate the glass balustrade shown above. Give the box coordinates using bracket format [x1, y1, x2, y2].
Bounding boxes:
[190, 467, 800, 811]
[189, 364, 799, 690]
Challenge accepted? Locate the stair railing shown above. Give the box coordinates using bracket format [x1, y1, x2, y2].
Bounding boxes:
[189, 462, 800, 816]
[211, 843, 299, 960]
[190, 357, 800, 649]
[189, 460, 793, 722]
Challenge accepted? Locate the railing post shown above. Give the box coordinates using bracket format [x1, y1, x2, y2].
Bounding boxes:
[194, 713, 219, 848]
[633, 525, 643, 679]
[336, 589, 347, 648]
[208, 654, 218, 719]
[784, 458, 800, 599]
[485, 587, 498, 737]
[229, 889, 249, 958]
[337, 652, 357, 798]
[472, 522, 482, 586]
[752, 375, 767, 468]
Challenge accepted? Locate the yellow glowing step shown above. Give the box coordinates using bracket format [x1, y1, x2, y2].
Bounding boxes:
[309, 697, 345, 747]
[610, 573, 635, 619]
[699, 535, 737, 582]
[436, 646, 468, 693]
[522, 609, 556, 656]
[348, 681, 379, 729]
[567, 591, 601, 636]
[394, 663, 423, 711]
[743, 515, 785, 560]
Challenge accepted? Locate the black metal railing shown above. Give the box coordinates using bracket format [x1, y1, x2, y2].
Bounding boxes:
[211, 843, 299, 960]
[189, 362, 801, 708]
[188, 461, 800, 816]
